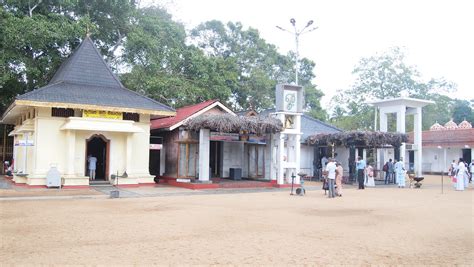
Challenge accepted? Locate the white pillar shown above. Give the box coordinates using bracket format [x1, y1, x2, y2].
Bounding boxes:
[66, 130, 75, 175]
[23, 133, 28, 173]
[160, 146, 166, 176]
[414, 107, 422, 177]
[379, 112, 388, 132]
[397, 106, 406, 163]
[277, 133, 285, 185]
[126, 134, 133, 174]
[266, 133, 275, 181]
[295, 133, 301, 184]
[396, 106, 406, 133]
[377, 111, 388, 168]
[444, 148, 447, 174]
[198, 129, 210, 182]
[374, 107, 378, 131]
[12, 135, 17, 171]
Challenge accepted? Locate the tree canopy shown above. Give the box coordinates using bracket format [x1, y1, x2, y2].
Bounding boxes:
[1, 2, 326, 121]
[329, 47, 459, 131]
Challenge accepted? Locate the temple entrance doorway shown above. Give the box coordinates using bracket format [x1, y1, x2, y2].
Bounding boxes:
[85, 135, 109, 180]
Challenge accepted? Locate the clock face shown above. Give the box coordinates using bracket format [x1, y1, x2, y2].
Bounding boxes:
[283, 90, 297, 112]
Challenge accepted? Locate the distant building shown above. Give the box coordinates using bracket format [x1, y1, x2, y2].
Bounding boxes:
[408, 119, 474, 173]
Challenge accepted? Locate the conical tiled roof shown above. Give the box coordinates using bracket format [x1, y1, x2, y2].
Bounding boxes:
[49, 36, 123, 88]
[429, 122, 445, 131]
[444, 119, 458, 130]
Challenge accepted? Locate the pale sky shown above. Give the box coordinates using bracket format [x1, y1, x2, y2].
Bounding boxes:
[146, 0, 474, 109]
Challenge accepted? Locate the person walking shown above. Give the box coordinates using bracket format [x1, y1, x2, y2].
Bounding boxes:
[462, 159, 469, 188]
[389, 159, 395, 184]
[392, 159, 397, 184]
[449, 160, 458, 187]
[319, 155, 328, 181]
[384, 159, 394, 184]
[87, 155, 97, 181]
[365, 163, 375, 187]
[394, 157, 406, 188]
[455, 158, 467, 191]
[469, 160, 474, 183]
[335, 162, 343, 197]
[356, 156, 366, 189]
[325, 158, 337, 198]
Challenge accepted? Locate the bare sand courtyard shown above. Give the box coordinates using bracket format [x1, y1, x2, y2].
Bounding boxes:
[0, 175, 473, 265]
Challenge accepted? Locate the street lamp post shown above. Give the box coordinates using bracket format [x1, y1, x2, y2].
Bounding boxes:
[276, 18, 318, 85]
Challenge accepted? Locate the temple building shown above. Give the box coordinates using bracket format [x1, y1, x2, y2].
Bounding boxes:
[0, 36, 175, 187]
[408, 119, 474, 173]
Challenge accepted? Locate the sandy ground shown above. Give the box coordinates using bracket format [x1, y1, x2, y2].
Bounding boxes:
[0, 187, 103, 197]
[0, 175, 472, 265]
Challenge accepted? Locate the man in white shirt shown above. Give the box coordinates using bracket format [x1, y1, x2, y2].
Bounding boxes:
[325, 158, 337, 198]
[321, 156, 328, 168]
[469, 160, 474, 183]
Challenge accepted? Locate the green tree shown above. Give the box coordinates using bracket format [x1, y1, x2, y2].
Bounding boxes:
[1, 2, 326, 120]
[451, 100, 473, 123]
[330, 47, 456, 131]
[121, 7, 233, 108]
[190, 20, 325, 118]
[0, 0, 137, 113]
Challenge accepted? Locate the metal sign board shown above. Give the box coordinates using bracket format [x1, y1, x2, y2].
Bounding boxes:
[15, 139, 34, 146]
[149, 144, 163, 150]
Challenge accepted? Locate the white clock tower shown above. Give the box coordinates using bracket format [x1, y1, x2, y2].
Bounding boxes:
[273, 84, 304, 185]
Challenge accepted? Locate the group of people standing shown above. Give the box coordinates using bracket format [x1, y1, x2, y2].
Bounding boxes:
[449, 158, 473, 191]
[355, 157, 380, 189]
[357, 157, 407, 189]
[320, 154, 473, 197]
[382, 158, 407, 188]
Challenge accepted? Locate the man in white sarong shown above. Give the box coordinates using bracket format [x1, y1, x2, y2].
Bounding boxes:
[456, 158, 466, 191]
[463, 161, 469, 188]
[394, 157, 406, 188]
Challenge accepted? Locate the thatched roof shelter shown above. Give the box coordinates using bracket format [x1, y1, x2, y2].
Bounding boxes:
[184, 114, 283, 135]
[307, 131, 408, 148]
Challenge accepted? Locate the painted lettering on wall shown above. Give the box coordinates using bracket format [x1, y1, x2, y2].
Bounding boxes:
[83, 110, 123, 120]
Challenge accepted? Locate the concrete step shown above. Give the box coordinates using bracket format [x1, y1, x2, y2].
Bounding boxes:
[89, 180, 112, 186]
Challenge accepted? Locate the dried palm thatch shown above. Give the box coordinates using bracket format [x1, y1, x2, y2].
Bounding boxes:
[184, 114, 283, 135]
[307, 131, 408, 148]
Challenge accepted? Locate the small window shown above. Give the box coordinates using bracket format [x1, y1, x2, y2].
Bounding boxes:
[52, 108, 74, 118]
[123, 112, 139, 122]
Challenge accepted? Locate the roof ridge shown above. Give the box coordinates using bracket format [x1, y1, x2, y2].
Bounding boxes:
[177, 99, 218, 111]
[84, 36, 124, 88]
[302, 113, 342, 131]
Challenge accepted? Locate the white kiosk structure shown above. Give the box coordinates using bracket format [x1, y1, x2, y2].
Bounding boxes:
[273, 84, 304, 185]
[369, 97, 433, 177]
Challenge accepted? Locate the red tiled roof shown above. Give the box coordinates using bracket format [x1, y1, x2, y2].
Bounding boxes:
[151, 99, 219, 130]
[408, 128, 474, 147]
